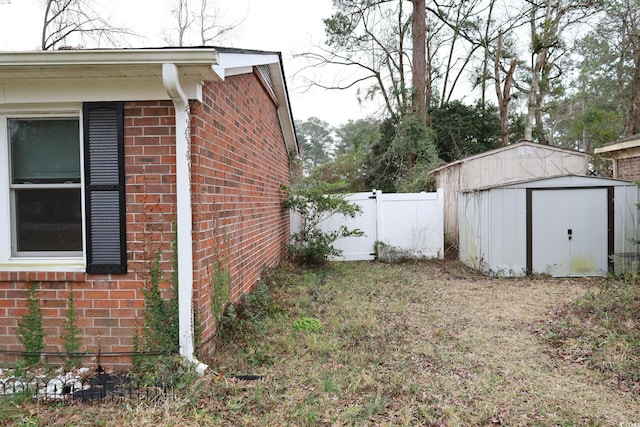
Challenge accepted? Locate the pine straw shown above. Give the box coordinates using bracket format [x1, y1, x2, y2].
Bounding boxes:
[6, 260, 640, 426]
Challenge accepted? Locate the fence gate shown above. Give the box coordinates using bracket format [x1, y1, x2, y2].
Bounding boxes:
[322, 192, 378, 261]
[291, 189, 444, 261]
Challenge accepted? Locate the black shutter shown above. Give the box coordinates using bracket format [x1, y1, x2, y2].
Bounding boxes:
[83, 102, 127, 274]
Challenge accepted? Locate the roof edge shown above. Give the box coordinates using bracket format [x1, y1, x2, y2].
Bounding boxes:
[460, 174, 633, 193]
[429, 141, 591, 176]
[594, 134, 640, 155]
[0, 47, 299, 156]
[0, 48, 220, 67]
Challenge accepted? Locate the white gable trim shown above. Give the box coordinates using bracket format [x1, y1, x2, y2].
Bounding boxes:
[212, 52, 280, 80]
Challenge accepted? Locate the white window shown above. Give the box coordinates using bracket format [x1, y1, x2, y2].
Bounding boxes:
[9, 117, 83, 257]
[1, 103, 127, 274]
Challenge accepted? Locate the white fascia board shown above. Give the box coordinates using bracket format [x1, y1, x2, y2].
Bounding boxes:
[268, 62, 297, 155]
[0, 49, 219, 68]
[221, 66, 255, 78]
[212, 52, 279, 80]
[594, 138, 640, 155]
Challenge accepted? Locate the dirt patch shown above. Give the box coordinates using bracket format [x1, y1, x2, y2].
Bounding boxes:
[400, 263, 631, 425]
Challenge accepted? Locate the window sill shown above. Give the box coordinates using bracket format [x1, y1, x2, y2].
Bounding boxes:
[0, 258, 85, 272]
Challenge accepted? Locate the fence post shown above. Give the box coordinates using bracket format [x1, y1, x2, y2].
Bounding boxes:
[374, 189, 383, 256]
[437, 188, 445, 259]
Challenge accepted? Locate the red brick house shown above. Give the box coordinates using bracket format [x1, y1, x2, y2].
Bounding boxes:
[594, 134, 640, 181]
[0, 48, 298, 371]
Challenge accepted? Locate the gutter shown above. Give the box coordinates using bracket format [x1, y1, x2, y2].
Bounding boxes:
[0, 48, 219, 67]
[162, 63, 208, 375]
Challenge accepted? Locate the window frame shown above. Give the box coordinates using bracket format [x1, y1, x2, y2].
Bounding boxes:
[9, 116, 83, 258]
[0, 107, 87, 271]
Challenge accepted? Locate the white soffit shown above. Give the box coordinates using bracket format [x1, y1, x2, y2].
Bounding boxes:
[0, 49, 220, 103]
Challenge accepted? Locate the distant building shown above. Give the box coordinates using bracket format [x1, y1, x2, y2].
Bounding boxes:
[594, 134, 640, 182]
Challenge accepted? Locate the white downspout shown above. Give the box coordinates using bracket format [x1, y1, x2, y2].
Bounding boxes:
[162, 63, 208, 375]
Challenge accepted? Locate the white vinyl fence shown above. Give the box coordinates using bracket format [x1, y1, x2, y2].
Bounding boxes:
[290, 189, 444, 261]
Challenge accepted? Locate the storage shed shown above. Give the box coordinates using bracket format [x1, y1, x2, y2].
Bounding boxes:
[459, 175, 639, 277]
[429, 141, 591, 249]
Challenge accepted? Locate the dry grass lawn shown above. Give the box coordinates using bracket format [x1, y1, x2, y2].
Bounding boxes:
[3, 260, 640, 426]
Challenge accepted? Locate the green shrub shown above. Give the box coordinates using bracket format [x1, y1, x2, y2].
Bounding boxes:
[62, 290, 82, 368]
[282, 180, 364, 266]
[211, 259, 231, 324]
[16, 283, 44, 366]
[140, 250, 179, 354]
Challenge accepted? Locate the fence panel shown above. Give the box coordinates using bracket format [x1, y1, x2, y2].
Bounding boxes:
[376, 189, 444, 259]
[292, 189, 443, 261]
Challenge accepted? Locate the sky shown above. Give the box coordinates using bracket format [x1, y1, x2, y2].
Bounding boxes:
[0, 0, 374, 126]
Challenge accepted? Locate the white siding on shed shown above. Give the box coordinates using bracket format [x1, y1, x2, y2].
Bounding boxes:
[459, 175, 639, 277]
[430, 142, 590, 248]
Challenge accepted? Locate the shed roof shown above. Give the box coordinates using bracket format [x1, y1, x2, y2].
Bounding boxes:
[428, 140, 591, 176]
[0, 47, 298, 154]
[461, 174, 636, 193]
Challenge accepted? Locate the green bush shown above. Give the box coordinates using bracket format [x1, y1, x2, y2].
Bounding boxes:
[62, 290, 82, 368]
[282, 180, 364, 266]
[140, 251, 179, 354]
[16, 283, 44, 366]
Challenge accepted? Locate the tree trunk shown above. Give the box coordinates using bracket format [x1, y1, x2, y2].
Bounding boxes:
[480, 0, 496, 107]
[524, 7, 537, 142]
[412, 0, 427, 124]
[495, 33, 516, 146]
[627, 30, 640, 136]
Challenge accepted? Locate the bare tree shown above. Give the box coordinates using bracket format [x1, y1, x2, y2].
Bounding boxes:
[198, 0, 243, 45]
[412, 0, 428, 123]
[429, 0, 488, 106]
[165, 0, 244, 47]
[606, 0, 640, 137]
[41, 0, 129, 50]
[522, 0, 599, 143]
[169, 0, 193, 47]
[427, 0, 527, 107]
[494, 32, 517, 146]
[299, 0, 415, 122]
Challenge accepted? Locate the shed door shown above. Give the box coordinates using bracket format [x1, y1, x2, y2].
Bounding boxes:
[530, 188, 610, 276]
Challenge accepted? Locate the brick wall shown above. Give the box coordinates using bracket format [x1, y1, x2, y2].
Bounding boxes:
[190, 72, 291, 352]
[0, 72, 292, 368]
[616, 157, 640, 182]
[0, 102, 176, 367]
